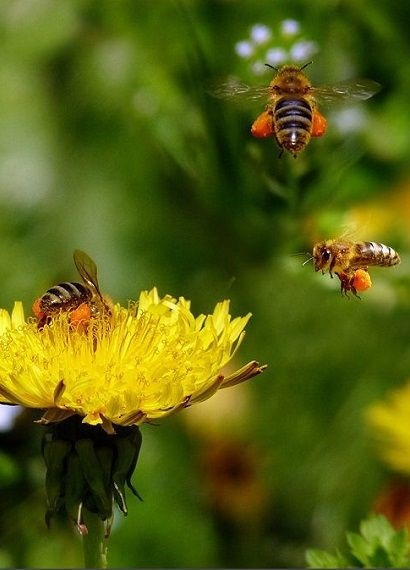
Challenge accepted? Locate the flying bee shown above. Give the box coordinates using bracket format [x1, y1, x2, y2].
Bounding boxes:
[211, 63, 380, 157]
[312, 238, 400, 296]
[32, 249, 111, 328]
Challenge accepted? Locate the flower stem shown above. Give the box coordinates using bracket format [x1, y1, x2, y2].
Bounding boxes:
[81, 508, 108, 569]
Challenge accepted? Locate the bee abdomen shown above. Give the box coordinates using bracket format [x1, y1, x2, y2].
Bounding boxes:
[354, 242, 401, 267]
[40, 281, 90, 309]
[274, 98, 312, 153]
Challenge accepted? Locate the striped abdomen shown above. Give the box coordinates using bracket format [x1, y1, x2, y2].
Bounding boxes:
[274, 97, 313, 155]
[40, 281, 92, 313]
[352, 242, 401, 268]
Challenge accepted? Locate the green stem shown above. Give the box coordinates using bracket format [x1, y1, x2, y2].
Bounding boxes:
[81, 508, 108, 569]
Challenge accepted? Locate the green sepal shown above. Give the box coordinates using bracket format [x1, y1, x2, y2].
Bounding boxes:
[85, 445, 114, 519]
[112, 429, 143, 514]
[43, 438, 72, 514]
[64, 450, 88, 525]
[41, 417, 143, 532]
[75, 439, 112, 520]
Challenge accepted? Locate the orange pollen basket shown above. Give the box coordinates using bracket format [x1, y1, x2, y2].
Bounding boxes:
[32, 298, 44, 319]
[251, 110, 275, 138]
[311, 109, 327, 137]
[352, 269, 372, 292]
[70, 302, 92, 324]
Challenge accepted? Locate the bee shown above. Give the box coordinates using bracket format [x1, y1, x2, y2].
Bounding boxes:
[211, 63, 380, 157]
[32, 249, 111, 328]
[313, 239, 400, 296]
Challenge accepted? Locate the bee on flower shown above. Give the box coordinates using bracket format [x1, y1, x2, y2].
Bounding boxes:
[0, 253, 265, 539]
[32, 249, 111, 329]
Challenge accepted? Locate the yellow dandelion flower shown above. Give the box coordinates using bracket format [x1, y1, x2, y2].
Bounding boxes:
[367, 381, 410, 475]
[0, 289, 265, 433]
[0, 285, 265, 544]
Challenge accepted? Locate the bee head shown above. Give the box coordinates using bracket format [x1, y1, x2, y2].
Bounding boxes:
[312, 242, 333, 272]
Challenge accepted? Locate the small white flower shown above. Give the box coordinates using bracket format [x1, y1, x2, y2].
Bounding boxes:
[233, 20, 320, 77]
[281, 19, 300, 37]
[250, 24, 272, 45]
[290, 40, 319, 62]
[266, 47, 288, 66]
[235, 40, 254, 59]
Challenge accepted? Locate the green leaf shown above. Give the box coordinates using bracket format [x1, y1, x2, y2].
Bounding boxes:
[360, 513, 394, 544]
[306, 514, 410, 568]
[388, 528, 410, 567]
[346, 531, 371, 565]
[306, 548, 348, 568]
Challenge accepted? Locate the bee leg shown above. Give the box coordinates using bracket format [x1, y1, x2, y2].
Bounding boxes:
[251, 109, 275, 138]
[336, 272, 348, 294]
[329, 257, 337, 276]
[311, 109, 327, 137]
[70, 303, 92, 333]
[337, 272, 361, 299]
[347, 279, 361, 299]
[37, 315, 52, 330]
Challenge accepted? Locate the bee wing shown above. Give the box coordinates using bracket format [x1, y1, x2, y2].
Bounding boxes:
[73, 249, 103, 297]
[208, 76, 271, 102]
[312, 78, 381, 105]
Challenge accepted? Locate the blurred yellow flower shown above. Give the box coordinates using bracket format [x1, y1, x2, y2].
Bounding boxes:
[367, 381, 410, 474]
[0, 290, 264, 433]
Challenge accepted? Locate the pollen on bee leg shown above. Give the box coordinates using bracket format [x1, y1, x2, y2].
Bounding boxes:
[352, 268, 372, 292]
[32, 298, 44, 319]
[70, 303, 92, 326]
[251, 109, 275, 138]
[311, 109, 327, 137]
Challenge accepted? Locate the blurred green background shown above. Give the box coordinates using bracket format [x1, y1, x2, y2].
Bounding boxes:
[1, 0, 410, 567]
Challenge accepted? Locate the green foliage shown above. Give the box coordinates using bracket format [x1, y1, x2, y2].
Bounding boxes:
[306, 514, 410, 568]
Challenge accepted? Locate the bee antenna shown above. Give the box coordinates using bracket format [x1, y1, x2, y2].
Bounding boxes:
[291, 252, 314, 265]
[302, 254, 314, 266]
[300, 61, 313, 71]
[264, 63, 279, 71]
